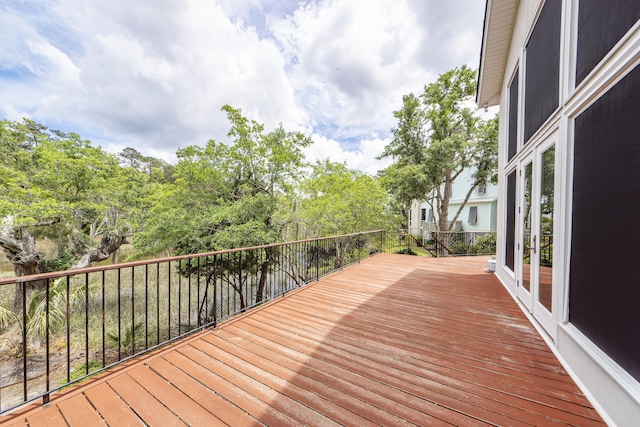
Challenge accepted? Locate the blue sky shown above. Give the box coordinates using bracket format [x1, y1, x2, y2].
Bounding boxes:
[0, 0, 487, 174]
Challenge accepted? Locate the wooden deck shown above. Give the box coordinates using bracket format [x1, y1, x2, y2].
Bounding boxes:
[0, 254, 605, 426]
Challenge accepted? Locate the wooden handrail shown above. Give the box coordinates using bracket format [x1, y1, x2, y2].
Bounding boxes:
[0, 230, 385, 286]
[409, 234, 436, 257]
[430, 232, 453, 256]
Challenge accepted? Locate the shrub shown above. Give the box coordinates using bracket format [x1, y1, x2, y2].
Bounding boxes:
[472, 233, 497, 254]
[395, 248, 417, 256]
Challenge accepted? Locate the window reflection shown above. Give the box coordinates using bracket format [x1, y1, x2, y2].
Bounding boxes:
[522, 162, 532, 292]
[538, 146, 554, 312]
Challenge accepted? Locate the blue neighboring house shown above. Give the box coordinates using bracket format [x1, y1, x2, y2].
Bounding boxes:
[408, 167, 498, 236]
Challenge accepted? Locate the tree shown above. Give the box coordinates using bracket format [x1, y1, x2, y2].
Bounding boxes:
[297, 160, 391, 267]
[379, 66, 498, 231]
[0, 120, 141, 311]
[119, 147, 175, 184]
[133, 105, 312, 306]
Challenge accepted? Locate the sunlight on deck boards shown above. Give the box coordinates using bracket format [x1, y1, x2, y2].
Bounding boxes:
[0, 254, 605, 426]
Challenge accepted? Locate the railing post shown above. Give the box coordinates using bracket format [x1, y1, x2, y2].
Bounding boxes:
[213, 255, 218, 328]
[44, 277, 50, 406]
[196, 258, 201, 327]
[132, 266, 136, 354]
[22, 280, 27, 403]
[84, 273, 89, 372]
[315, 240, 319, 281]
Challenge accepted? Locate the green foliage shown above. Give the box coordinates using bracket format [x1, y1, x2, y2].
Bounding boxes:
[378, 66, 499, 230]
[107, 321, 147, 355]
[133, 105, 312, 259]
[472, 233, 497, 254]
[0, 303, 16, 331]
[442, 233, 497, 255]
[62, 361, 104, 386]
[26, 277, 89, 339]
[395, 248, 417, 255]
[39, 250, 77, 273]
[297, 161, 392, 238]
[0, 119, 163, 275]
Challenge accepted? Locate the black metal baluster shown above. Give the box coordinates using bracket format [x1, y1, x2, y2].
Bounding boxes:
[187, 260, 192, 329]
[167, 262, 171, 339]
[85, 273, 89, 375]
[198, 257, 209, 326]
[213, 255, 217, 328]
[131, 266, 135, 355]
[22, 280, 27, 403]
[145, 264, 149, 350]
[232, 254, 236, 312]
[66, 276, 71, 384]
[117, 269, 121, 361]
[101, 271, 105, 368]
[178, 261, 181, 336]
[156, 263, 160, 345]
[197, 257, 201, 327]
[238, 252, 242, 312]
[44, 278, 50, 405]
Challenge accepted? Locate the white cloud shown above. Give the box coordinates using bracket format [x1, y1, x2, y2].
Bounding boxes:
[304, 134, 393, 175]
[270, 0, 429, 135]
[25, 39, 80, 83]
[0, 0, 487, 175]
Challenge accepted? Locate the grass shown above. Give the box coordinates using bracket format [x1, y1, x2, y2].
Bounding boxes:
[58, 361, 105, 390]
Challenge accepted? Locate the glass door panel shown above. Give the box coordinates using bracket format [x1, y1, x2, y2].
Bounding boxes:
[537, 146, 554, 313]
[522, 161, 533, 293]
[516, 132, 557, 339]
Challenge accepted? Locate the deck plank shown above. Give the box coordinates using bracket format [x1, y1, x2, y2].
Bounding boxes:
[2, 254, 606, 426]
[145, 357, 259, 426]
[56, 395, 107, 426]
[163, 350, 298, 426]
[263, 300, 592, 407]
[126, 364, 227, 427]
[83, 383, 145, 427]
[178, 343, 341, 427]
[23, 406, 67, 427]
[107, 374, 187, 426]
[238, 311, 536, 426]
[201, 332, 419, 427]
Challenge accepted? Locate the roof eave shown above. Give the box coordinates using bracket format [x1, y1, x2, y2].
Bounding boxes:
[476, 0, 520, 109]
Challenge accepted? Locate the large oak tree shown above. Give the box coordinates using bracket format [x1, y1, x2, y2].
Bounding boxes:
[0, 119, 153, 311]
[379, 66, 498, 231]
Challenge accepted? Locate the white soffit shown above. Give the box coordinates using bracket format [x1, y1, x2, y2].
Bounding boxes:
[477, 0, 519, 108]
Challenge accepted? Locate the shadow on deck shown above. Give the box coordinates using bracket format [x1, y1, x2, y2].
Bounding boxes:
[0, 254, 604, 426]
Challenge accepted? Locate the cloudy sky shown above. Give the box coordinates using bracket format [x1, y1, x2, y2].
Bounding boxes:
[0, 0, 487, 174]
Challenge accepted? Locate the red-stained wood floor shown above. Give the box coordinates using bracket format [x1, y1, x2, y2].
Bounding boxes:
[0, 254, 605, 426]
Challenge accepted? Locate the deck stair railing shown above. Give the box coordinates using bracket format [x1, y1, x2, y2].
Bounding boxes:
[429, 231, 497, 257]
[0, 230, 403, 414]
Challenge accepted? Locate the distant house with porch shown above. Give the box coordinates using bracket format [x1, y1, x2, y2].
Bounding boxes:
[408, 167, 497, 237]
[478, 0, 640, 425]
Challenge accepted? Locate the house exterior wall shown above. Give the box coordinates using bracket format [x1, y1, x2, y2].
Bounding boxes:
[480, 0, 640, 425]
[407, 168, 497, 236]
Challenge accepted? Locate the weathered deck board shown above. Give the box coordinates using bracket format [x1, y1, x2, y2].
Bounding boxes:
[0, 254, 605, 426]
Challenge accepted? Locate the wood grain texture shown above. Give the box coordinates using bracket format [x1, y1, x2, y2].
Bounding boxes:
[3, 254, 605, 426]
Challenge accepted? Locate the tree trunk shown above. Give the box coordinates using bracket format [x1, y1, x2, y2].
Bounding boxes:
[256, 248, 272, 303]
[1, 227, 127, 313]
[0, 228, 46, 312]
[334, 239, 348, 269]
[438, 171, 454, 231]
[70, 232, 127, 270]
